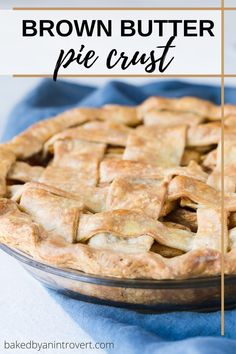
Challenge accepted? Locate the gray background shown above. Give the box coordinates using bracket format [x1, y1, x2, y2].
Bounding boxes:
[0, 0, 222, 9]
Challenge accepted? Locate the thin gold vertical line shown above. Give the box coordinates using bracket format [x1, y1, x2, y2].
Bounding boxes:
[221, 0, 225, 337]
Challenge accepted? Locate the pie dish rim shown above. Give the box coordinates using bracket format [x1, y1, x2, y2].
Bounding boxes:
[2, 243, 235, 288]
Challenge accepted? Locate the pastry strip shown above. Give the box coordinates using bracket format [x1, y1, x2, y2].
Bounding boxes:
[187, 123, 221, 147]
[4, 107, 95, 158]
[106, 177, 168, 219]
[39, 168, 108, 212]
[144, 110, 203, 127]
[202, 148, 217, 170]
[7, 161, 44, 183]
[0, 198, 42, 253]
[123, 125, 186, 167]
[139, 96, 236, 120]
[101, 105, 140, 126]
[168, 176, 220, 207]
[77, 209, 194, 252]
[0, 147, 16, 197]
[88, 233, 154, 253]
[53, 139, 106, 162]
[192, 208, 228, 253]
[100, 159, 207, 183]
[11, 181, 85, 203]
[207, 133, 236, 192]
[0, 199, 223, 279]
[20, 187, 83, 243]
[41, 164, 98, 188]
[45, 121, 131, 150]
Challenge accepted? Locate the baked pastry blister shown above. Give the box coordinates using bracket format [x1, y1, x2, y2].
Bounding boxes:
[1, 97, 236, 283]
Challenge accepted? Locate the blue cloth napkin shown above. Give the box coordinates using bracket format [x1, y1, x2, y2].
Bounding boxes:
[3, 79, 236, 354]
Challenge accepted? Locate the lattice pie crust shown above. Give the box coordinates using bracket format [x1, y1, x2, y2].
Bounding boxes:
[1, 97, 236, 279]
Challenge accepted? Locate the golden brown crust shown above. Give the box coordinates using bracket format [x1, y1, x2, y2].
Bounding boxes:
[191, 208, 228, 252]
[100, 159, 207, 184]
[45, 121, 131, 151]
[0, 197, 234, 279]
[123, 125, 186, 167]
[202, 149, 217, 170]
[0, 147, 16, 196]
[7, 161, 44, 183]
[101, 105, 140, 126]
[3, 108, 92, 158]
[88, 233, 154, 253]
[20, 188, 83, 243]
[138, 96, 234, 121]
[53, 139, 106, 163]
[139, 96, 212, 116]
[143, 110, 204, 127]
[106, 177, 167, 219]
[167, 175, 220, 207]
[39, 167, 108, 212]
[0, 199, 43, 254]
[3, 105, 136, 159]
[187, 123, 221, 147]
[0, 198, 221, 279]
[0, 97, 236, 280]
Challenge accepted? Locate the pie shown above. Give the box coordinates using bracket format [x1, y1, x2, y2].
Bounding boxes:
[1, 96, 236, 280]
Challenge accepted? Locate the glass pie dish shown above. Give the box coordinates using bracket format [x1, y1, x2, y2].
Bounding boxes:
[1, 244, 236, 312]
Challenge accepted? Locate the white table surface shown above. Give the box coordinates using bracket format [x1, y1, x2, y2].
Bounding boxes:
[0, 250, 105, 354]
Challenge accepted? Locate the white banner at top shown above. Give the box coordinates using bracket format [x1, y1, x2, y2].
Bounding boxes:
[0, 9, 221, 77]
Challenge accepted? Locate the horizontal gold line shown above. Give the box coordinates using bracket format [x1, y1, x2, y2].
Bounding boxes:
[12, 7, 222, 11]
[12, 74, 224, 78]
[12, 74, 236, 78]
